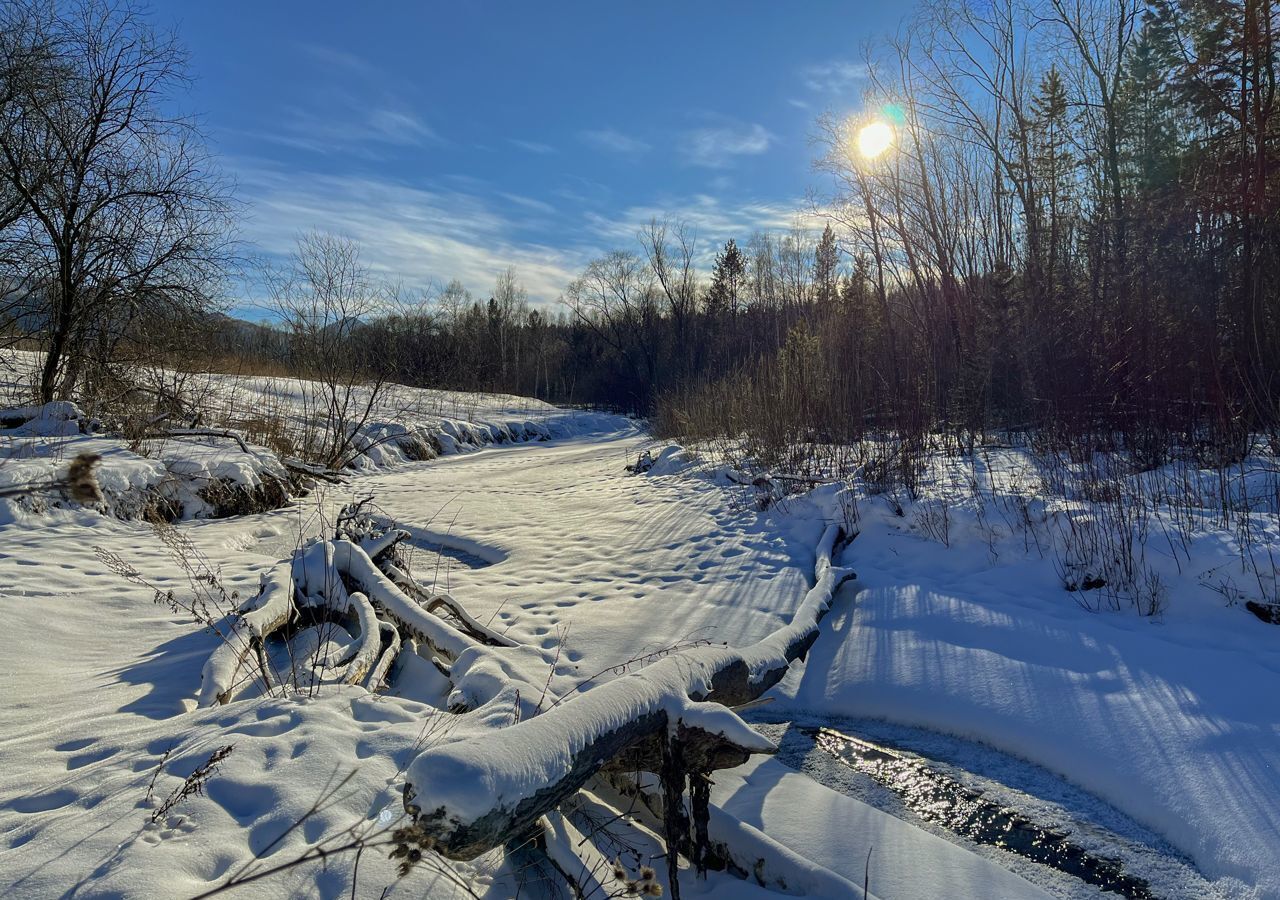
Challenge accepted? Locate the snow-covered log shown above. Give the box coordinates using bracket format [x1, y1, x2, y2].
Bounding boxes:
[381, 560, 518, 648]
[424, 592, 519, 649]
[197, 555, 298, 707]
[401, 524, 854, 860]
[335, 590, 382, 685]
[315, 539, 545, 713]
[357, 527, 409, 561]
[364, 617, 402, 691]
[537, 788, 671, 898]
[195, 532, 490, 706]
[281, 457, 345, 484]
[328, 540, 478, 660]
[161, 427, 250, 453]
[540, 809, 615, 898]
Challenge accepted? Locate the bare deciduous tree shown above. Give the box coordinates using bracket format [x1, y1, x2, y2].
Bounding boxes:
[0, 0, 233, 402]
[268, 232, 394, 468]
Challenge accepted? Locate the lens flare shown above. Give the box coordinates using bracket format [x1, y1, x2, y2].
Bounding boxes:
[856, 121, 894, 159]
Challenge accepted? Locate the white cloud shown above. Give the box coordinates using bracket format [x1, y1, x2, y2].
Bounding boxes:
[499, 192, 557, 215]
[508, 138, 556, 154]
[800, 60, 868, 95]
[681, 122, 773, 168]
[583, 194, 830, 269]
[365, 109, 443, 147]
[234, 163, 588, 307]
[579, 128, 651, 156]
[259, 101, 443, 160]
[232, 164, 830, 307]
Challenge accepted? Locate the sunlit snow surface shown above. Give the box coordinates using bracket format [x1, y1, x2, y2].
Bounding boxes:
[0, 390, 1276, 897]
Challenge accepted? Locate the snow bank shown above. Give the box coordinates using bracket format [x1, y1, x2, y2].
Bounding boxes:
[1, 350, 633, 522]
[773, 463, 1280, 898]
[0, 400, 85, 436]
[0, 430, 288, 522]
[646, 444, 699, 476]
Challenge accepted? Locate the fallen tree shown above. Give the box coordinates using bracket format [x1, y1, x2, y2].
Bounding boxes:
[399, 523, 855, 896]
[193, 505, 856, 898]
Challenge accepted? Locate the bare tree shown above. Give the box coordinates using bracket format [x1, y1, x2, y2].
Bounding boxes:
[638, 217, 699, 382]
[563, 250, 659, 401]
[268, 232, 393, 468]
[0, 0, 233, 403]
[490, 267, 528, 390]
[0, 1, 60, 347]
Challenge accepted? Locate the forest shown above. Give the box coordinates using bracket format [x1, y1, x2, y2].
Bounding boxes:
[3, 0, 1276, 471]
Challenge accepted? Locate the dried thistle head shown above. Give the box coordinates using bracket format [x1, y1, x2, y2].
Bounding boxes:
[389, 821, 436, 877]
[66, 453, 103, 505]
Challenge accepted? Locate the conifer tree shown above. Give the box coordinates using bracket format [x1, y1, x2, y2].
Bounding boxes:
[705, 239, 746, 317]
[813, 224, 840, 309]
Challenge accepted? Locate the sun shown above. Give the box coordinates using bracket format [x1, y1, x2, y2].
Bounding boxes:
[856, 121, 894, 159]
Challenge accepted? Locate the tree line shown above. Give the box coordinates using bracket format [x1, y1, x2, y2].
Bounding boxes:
[557, 0, 1280, 465]
[1, 0, 1275, 468]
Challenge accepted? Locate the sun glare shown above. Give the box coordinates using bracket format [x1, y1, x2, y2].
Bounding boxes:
[856, 121, 894, 159]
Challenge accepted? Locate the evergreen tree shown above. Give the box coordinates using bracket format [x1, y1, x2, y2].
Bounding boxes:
[1031, 67, 1075, 265]
[705, 239, 747, 317]
[813, 224, 840, 308]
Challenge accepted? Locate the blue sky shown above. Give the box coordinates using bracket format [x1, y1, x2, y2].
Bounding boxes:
[154, 2, 900, 308]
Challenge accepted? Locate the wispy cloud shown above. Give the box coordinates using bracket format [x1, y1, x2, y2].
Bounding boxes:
[583, 194, 828, 268]
[500, 192, 557, 215]
[579, 128, 651, 156]
[508, 138, 556, 154]
[232, 159, 826, 307]
[681, 122, 773, 168]
[365, 108, 442, 146]
[295, 42, 378, 77]
[235, 163, 588, 307]
[254, 102, 443, 159]
[260, 44, 444, 158]
[800, 60, 868, 95]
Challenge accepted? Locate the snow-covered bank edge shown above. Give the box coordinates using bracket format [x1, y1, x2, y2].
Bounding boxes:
[1, 399, 626, 524]
[635, 438, 1279, 898]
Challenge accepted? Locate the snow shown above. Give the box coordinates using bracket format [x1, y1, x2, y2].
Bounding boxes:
[0, 400, 84, 436]
[768, 460, 1280, 898]
[0, 350, 621, 523]
[2, 385, 1277, 898]
[775, 558, 1279, 896]
[397, 521, 846, 848]
[712, 755, 1054, 899]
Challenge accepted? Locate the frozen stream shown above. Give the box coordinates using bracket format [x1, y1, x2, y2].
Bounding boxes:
[221, 432, 1231, 899]
[1, 422, 1256, 898]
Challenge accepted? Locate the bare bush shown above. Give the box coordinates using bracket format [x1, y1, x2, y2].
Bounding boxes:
[267, 232, 399, 468]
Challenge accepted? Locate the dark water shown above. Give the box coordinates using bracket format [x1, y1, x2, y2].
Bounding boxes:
[805, 726, 1156, 899]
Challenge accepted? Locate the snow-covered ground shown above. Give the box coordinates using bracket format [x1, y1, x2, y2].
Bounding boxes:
[0, 350, 617, 521]
[1, 404, 1277, 897]
[772, 484, 1280, 898]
